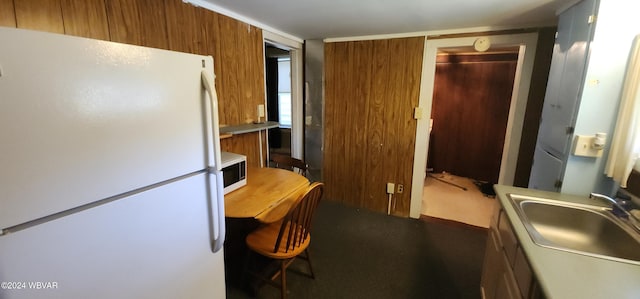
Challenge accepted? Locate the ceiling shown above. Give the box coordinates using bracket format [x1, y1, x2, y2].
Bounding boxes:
[199, 0, 576, 40]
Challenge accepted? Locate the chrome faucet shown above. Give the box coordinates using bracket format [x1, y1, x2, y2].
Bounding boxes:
[590, 193, 640, 231]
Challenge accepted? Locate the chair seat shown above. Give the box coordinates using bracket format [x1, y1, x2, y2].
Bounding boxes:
[243, 182, 323, 299]
[246, 221, 310, 259]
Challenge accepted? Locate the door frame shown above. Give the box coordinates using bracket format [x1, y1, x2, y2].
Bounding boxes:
[409, 33, 539, 218]
[263, 31, 304, 160]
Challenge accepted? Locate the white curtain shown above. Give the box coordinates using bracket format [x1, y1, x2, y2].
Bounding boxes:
[605, 34, 640, 188]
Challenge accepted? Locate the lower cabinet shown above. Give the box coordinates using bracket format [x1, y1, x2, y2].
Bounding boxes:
[481, 202, 545, 299]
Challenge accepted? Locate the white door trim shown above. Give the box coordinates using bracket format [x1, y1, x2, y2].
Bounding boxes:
[409, 33, 539, 218]
[263, 31, 304, 160]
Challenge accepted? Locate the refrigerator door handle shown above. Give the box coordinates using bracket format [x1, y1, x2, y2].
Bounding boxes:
[201, 70, 223, 170]
[202, 69, 225, 253]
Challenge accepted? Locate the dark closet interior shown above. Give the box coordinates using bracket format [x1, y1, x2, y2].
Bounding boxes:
[429, 49, 519, 184]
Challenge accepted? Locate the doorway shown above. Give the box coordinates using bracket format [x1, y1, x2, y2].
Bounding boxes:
[263, 32, 304, 162]
[429, 48, 519, 184]
[422, 47, 519, 227]
[265, 45, 293, 157]
[409, 33, 540, 219]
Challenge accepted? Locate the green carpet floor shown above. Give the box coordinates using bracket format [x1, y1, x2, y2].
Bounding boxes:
[226, 200, 488, 299]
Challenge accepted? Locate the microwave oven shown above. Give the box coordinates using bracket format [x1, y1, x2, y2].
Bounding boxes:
[220, 151, 247, 194]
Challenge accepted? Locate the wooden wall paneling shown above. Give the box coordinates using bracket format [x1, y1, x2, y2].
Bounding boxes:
[197, 7, 220, 57]
[348, 41, 374, 208]
[246, 23, 267, 166]
[14, 0, 64, 33]
[198, 8, 223, 116]
[215, 14, 265, 167]
[245, 23, 264, 119]
[7, 0, 267, 169]
[195, 8, 264, 164]
[0, 0, 17, 27]
[163, 1, 268, 165]
[217, 15, 248, 163]
[363, 39, 389, 211]
[324, 37, 423, 215]
[323, 43, 335, 201]
[335, 42, 357, 205]
[383, 39, 405, 214]
[323, 42, 347, 203]
[60, 0, 109, 40]
[105, 0, 168, 49]
[392, 37, 423, 215]
[216, 14, 242, 126]
[164, 0, 204, 54]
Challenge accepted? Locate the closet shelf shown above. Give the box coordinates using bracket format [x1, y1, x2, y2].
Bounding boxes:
[219, 121, 280, 135]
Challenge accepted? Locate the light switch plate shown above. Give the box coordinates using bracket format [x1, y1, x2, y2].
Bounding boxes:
[572, 135, 602, 157]
[414, 107, 423, 119]
[257, 104, 265, 118]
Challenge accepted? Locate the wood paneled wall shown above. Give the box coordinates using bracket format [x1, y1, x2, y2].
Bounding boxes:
[324, 37, 424, 216]
[1, 0, 266, 167]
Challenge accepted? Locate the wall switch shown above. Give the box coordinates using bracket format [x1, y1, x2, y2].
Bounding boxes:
[305, 116, 313, 125]
[414, 107, 423, 120]
[386, 183, 395, 194]
[572, 135, 602, 157]
[397, 184, 404, 193]
[257, 104, 265, 118]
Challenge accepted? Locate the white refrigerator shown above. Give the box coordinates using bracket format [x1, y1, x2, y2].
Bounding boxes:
[0, 28, 226, 298]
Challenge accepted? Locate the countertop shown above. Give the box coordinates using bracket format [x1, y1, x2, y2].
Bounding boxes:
[494, 185, 640, 299]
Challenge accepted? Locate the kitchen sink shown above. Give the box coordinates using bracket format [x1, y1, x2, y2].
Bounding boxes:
[507, 194, 640, 264]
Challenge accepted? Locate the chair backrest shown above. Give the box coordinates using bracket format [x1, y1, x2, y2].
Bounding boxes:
[273, 182, 324, 254]
[271, 153, 308, 176]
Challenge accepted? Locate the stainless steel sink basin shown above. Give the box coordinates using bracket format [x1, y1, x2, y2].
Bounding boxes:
[507, 194, 640, 264]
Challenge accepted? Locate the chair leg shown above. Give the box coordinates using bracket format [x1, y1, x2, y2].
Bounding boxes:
[280, 260, 287, 299]
[305, 249, 315, 279]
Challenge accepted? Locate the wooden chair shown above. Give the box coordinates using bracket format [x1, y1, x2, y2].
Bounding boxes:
[270, 153, 308, 177]
[245, 182, 324, 299]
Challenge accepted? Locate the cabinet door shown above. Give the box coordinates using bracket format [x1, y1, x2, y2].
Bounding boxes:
[529, 145, 564, 191]
[481, 229, 504, 299]
[513, 247, 533, 298]
[536, 0, 598, 157]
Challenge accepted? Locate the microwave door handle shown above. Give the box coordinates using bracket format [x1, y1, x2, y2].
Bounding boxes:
[201, 69, 225, 253]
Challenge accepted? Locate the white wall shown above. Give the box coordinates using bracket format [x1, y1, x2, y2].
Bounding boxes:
[562, 0, 640, 195]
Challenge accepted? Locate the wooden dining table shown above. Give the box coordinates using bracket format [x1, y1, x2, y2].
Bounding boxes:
[224, 166, 310, 223]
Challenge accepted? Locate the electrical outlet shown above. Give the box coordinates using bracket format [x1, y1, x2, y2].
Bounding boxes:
[386, 183, 395, 194]
[397, 184, 404, 193]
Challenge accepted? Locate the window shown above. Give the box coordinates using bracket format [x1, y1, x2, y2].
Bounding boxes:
[606, 35, 640, 187]
[277, 58, 292, 128]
